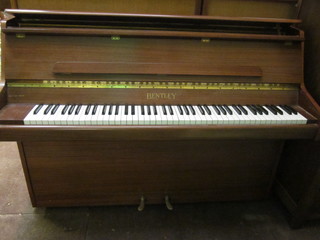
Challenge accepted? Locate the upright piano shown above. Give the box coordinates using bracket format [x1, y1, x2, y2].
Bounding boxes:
[0, 9, 319, 208]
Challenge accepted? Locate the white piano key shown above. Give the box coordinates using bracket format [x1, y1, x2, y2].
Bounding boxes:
[155, 105, 165, 125]
[112, 105, 122, 125]
[24, 105, 41, 125]
[71, 105, 84, 125]
[34, 104, 49, 125]
[186, 106, 196, 124]
[230, 107, 249, 125]
[95, 105, 105, 125]
[81, 105, 91, 125]
[107, 105, 116, 125]
[175, 105, 187, 125]
[100, 105, 110, 125]
[23, 104, 309, 126]
[125, 105, 133, 125]
[193, 106, 207, 125]
[183, 106, 193, 124]
[40, 105, 51, 125]
[90, 105, 101, 125]
[242, 106, 258, 125]
[41, 105, 56, 125]
[144, 105, 153, 125]
[131, 105, 140, 125]
[207, 106, 221, 125]
[171, 106, 182, 125]
[295, 113, 308, 124]
[224, 105, 239, 125]
[149, 105, 157, 125]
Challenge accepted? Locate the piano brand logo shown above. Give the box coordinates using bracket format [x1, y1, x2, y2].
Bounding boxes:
[147, 93, 177, 100]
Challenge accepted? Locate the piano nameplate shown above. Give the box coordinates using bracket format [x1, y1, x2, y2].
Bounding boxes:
[147, 93, 176, 100]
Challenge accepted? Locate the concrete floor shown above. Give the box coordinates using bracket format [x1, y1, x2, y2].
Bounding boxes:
[1, 142, 320, 240]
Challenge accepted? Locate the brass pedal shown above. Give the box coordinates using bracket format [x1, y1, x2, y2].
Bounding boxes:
[137, 196, 145, 212]
[165, 195, 173, 211]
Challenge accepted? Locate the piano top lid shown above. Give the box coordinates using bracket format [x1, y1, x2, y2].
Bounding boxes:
[2, 9, 303, 41]
[4, 9, 302, 23]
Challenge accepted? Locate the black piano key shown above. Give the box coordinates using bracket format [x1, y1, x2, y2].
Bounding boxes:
[92, 105, 98, 115]
[102, 105, 107, 115]
[212, 105, 221, 115]
[258, 105, 269, 115]
[246, 105, 257, 115]
[217, 105, 227, 115]
[115, 105, 119, 115]
[271, 105, 283, 115]
[223, 105, 233, 115]
[265, 105, 277, 115]
[62, 105, 70, 115]
[168, 105, 174, 115]
[131, 105, 135, 115]
[279, 105, 293, 115]
[67, 104, 76, 115]
[197, 105, 205, 115]
[153, 105, 158, 115]
[203, 105, 211, 115]
[75, 105, 82, 115]
[141, 105, 145, 115]
[183, 105, 190, 115]
[252, 105, 262, 115]
[285, 105, 298, 115]
[51, 104, 60, 115]
[237, 105, 248, 115]
[108, 105, 113, 115]
[188, 105, 196, 115]
[162, 105, 167, 115]
[44, 104, 53, 115]
[85, 105, 92, 115]
[232, 105, 242, 115]
[147, 105, 151, 115]
[33, 104, 43, 114]
[177, 105, 184, 115]
[125, 105, 129, 115]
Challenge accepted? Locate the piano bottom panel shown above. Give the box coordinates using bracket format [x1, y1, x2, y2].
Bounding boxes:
[19, 139, 282, 207]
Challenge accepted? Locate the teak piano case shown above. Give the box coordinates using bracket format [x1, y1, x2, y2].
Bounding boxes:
[0, 9, 319, 208]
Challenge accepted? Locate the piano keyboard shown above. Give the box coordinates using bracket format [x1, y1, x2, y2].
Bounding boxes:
[23, 104, 307, 125]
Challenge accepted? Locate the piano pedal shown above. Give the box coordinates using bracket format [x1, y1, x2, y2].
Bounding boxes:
[137, 196, 145, 212]
[165, 195, 173, 211]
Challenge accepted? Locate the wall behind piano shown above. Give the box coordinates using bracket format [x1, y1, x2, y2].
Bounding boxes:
[299, 0, 320, 105]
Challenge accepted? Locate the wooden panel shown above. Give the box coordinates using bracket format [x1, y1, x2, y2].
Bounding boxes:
[4, 35, 303, 84]
[275, 139, 320, 227]
[7, 87, 299, 105]
[53, 62, 263, 77]
[0, 121, 317, 142]
[299, 0, 320, 105]
[203, 0, 299, 18]
[2, 28, 303, 42]
[275, 1, 320, 228]
[12, 0, 198, 15]
[22, 140, 282, 206]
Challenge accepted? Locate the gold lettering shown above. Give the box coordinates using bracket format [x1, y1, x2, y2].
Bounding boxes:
[146, 93, 177, 100]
